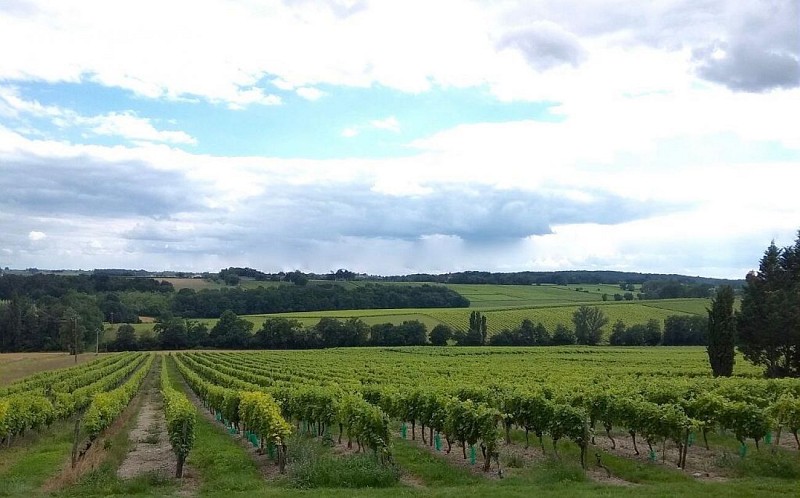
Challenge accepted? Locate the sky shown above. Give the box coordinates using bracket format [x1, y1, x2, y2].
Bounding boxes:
[0, 0, 798, 279]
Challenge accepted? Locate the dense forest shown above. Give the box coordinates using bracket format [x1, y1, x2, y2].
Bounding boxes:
[170, 284, 469, 318]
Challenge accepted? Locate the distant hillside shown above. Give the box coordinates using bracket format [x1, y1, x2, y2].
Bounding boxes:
[375, 270, 743, 287]
[1, 267, 744, 287]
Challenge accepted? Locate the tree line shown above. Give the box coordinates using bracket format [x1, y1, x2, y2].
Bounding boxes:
[378, 270, 741, 287]
[0, 283, 468, 352]
[0, 273, 173, 300]
[171, 284, 469, 318]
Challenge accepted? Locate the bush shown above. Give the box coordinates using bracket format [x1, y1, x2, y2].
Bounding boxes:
[287, 434, 398, 489]
[290, 453, 398, 488]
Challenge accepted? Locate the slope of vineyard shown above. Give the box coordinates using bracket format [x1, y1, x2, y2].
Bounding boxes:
[0, 353, 147, 446]
[169, 347, 799, 485]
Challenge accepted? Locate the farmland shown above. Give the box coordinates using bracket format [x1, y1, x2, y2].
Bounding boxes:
[121, 283, 712, 341]
[1, 347, 798, 497]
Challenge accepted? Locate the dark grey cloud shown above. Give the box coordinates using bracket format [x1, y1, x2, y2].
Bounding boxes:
[501, 0, 799, 92]
[497, 23, 586, 70]
[118, 182, 681, 261]
[695, 43, 799, 92]
[693, 1, 799, 92]
[0, 153, 205, 219]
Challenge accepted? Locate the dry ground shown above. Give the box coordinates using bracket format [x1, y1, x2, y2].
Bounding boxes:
[0, 352, 112, 384]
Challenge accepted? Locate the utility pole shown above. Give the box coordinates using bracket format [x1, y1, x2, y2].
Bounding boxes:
[60, 315, 80, 363]
[72, 316, 78, 364]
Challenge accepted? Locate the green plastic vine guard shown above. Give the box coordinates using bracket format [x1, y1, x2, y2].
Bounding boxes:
[648, 449, 657, 462]
[251, 435, 259, 448]
[765, 432, 772, 445]
[434, 433, 442, 451]
[401, 423, 407, 439]
[469, 446, 476, 465]
[267, 443, 276, 458]
[739, 443, 747, 459]
[688, 432, 695, 447]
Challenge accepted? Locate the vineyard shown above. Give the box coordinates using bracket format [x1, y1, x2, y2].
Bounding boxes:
[2, 347, 799, 496]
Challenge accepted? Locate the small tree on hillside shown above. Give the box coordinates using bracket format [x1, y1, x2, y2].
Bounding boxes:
[469, 311, 488, 345]
[572, 306, 608, 345]
[429, 324, 453, 346]
[551, 324, 576, 345]
[707, 285, 736, 377]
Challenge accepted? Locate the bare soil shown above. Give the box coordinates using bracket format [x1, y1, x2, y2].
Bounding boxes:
[117, 383, 177, 479]
[116, 359, 200, 494]
[590, 431, 728, 481]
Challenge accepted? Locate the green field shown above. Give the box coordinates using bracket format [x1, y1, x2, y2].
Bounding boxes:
[117, 283, 708, 343]
[446, 283, 633, 308]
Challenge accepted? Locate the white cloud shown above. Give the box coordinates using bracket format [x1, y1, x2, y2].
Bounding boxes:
[3, 0, 773, 107]
[0, 86, 196, 145]
[0, 1, 798, 276]
[296, 87, 326, 101]
[340, 116, 401, 138]
[83, 112, 196, 145]
[224, 89, 282, 110]
[369, 116, 400, 132]
[28, 231, 46, 241]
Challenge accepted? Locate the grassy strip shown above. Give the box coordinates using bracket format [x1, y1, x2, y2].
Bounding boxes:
[390, 436, 480, 487]
[0, 419, 75, 496]
[165, 355, 265, 495]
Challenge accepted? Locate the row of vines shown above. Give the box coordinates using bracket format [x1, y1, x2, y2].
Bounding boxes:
[174, 350, 800, 473]
[1, 353, 149, 447]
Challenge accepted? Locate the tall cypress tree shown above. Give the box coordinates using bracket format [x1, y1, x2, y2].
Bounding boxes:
[738, 233, 800, 377]
[707, 285, 736, 377]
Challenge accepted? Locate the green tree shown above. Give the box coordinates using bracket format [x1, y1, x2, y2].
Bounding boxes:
[114, 323, 139, 351]
[551, 324, 576, 345]
[469, 311, 488, 345]
[429, 324, 452, 346]
[707, 285, 736, 377]
[155, 317, 188, 350]
[210, 310, 254, 348]
[609, 320, 627, 346]
[738, 234, 800, 377]
[572, 306, 608, 345]
[186, 320, 210, 347]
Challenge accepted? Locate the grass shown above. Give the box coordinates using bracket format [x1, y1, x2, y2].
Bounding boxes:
[287, 435, 399, 489]
[391, 437, 480, 487]
[0, 419, 76, 496]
